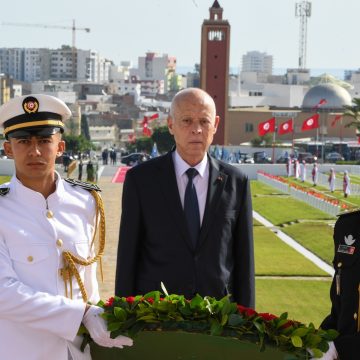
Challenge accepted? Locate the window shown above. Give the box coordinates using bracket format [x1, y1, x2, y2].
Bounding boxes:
[208, 30, 225, 41]
[245, 123, 254, 132]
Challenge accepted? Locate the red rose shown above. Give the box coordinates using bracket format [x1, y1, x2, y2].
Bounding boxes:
[105, 297, 115, 307]
[237, 304, 257, 317]
[126, 296, 135, 304]
[280, 320, 295, 329]
[258, 312, 278, 321]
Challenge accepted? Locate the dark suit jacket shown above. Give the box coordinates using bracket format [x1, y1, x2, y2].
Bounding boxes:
[115, 151, 255, 308]
[321, 211, 360, 360]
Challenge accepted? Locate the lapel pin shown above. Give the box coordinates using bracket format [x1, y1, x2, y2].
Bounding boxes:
[217, 176, 223, 182]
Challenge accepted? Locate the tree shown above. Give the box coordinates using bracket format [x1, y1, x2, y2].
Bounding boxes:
[250, 133, 272, 147]
[63, 134, 95, 154]
[151, 126, 174, 153]
[127, 137, 153, 154]
[344, 98, 360, 133]
[81, 114, 91, 140]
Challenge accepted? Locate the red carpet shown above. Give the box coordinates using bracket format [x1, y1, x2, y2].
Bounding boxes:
[112, 166, 130, 183]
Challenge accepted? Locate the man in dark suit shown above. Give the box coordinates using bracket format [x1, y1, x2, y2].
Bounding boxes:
[115, 88, 254, 308]
[319, 210, 360, 360]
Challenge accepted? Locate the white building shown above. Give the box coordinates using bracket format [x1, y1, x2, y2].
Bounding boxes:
[130, 52, 176, 93]
[24, 48, 51, 83]
[0, 48, 23, 81]
[229, 75, 308, 108]
[89, 124, 119, 149]
[241, 51, 273, 75]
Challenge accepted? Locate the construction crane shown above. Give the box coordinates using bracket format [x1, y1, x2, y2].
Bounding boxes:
[1, 19, 90, 81]
[295, 1, 311, 69]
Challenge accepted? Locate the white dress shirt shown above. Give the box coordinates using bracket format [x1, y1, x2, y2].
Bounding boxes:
[173, 151, 209, 225]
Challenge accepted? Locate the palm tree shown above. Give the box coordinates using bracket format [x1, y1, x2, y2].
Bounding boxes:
[343, 98, 360, 132]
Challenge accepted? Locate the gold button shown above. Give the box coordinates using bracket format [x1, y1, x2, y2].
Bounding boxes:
[56, 239, 63, 248]
[337, 262, 342, 268]
[27, 256, 34, 262]
[354, 313, 358, 320]
[46, 210, 54, 219]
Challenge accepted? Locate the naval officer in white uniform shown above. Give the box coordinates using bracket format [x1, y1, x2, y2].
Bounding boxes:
[0, 95, 132, 360]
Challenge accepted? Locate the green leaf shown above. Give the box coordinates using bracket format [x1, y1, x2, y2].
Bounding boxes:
[228, 314, 244, 327]
[291, 327, 309, 337]
[107, 321, 123, 332]
[221, 314, 228, 326]
[290, 335, 303, 348]
[210, 320, 223, 336]
[311, 348, 323, 358]
[190, 294, 203, 309]
[113, 307, 127, 321]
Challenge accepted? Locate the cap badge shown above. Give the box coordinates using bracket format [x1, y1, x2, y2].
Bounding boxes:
[22, 96, 39, 114]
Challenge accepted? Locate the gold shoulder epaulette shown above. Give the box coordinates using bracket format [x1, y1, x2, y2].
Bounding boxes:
[64, 178, 101, 192]
[0, 188, 10, 196]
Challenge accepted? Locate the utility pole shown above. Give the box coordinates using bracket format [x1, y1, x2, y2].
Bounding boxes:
[295, 1, 311, 69]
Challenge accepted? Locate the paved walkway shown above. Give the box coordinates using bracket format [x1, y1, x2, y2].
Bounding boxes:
[97, 173, 122, 300]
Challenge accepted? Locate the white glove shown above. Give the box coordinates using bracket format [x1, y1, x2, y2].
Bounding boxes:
[82, 305, 133, 348]
[310, 341, 338, 360]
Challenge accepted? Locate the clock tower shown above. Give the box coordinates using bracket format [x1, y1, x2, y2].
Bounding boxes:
[200, 0, 230, 145]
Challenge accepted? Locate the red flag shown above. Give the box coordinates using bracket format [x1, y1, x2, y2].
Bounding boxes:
[301, 114, 319, 131]
[258, 117, 275, 136]
[143, 122, 152, 137]
[149, 113, 159, 120]
[331, 115, 342, 127]
[312, 98, 327, 111]
[278, 119, 293, 135]
[128, 134, 136, 143]
[142, 113, 159, 124]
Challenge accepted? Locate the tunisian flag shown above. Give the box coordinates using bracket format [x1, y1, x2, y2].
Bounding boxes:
[331, 114, 342, 127]
[258, 117, 275, 136]
[301, 114, 319, 131]
[143, 122, 152, 137]
[312, 98, 327, 111]
[278, 119, 293, 135]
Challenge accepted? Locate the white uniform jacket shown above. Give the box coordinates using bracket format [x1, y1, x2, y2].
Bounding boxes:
[0, 173, 100, 360]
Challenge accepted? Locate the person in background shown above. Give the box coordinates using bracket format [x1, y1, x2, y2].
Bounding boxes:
[343, 170, 351, 198]
[294, 159, 300, 179]
[286, 157, 292, 177]
[0, 94, 132, 360]
[312, 163, 318, 186]
[115, 88, 255, 308]
[329, 168, 336, 193]
[78, 158, 83, 181]
[300, 160, 306, 182]
[319, 209, 360, 360]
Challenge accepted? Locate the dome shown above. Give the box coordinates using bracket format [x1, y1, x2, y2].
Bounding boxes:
[302, 83, 352, 111]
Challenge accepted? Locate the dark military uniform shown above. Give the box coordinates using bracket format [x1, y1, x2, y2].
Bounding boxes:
[321, 210, 360, 360]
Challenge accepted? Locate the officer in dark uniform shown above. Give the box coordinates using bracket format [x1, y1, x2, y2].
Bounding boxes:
[320, 210, 360, 360]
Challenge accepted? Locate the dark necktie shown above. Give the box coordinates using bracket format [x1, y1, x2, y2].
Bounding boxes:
[184, 168, 200, 247]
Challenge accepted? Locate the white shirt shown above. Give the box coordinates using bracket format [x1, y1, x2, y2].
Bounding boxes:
[0, 172, 98, 360]
[173, 151, 209, 225]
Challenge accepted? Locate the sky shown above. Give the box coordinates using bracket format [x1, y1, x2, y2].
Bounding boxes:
[1, 0, 360, 72]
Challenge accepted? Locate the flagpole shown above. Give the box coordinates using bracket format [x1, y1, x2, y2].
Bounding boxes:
[291, 118, 295, 156]
[272, 126, 276, 164]
[340, 117, 343, 158]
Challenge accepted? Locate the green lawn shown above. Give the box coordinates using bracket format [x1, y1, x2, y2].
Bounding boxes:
[289, 177, 360, 208]
[252, 196, 334, 225]
[0, 176, 10, 184]
[281, 222, 334, 265]
[254, 226, 329, 276]
[256, 278, 332, 327]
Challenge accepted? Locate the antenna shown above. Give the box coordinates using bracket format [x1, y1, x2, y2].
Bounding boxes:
[295, 1, 311, 69]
